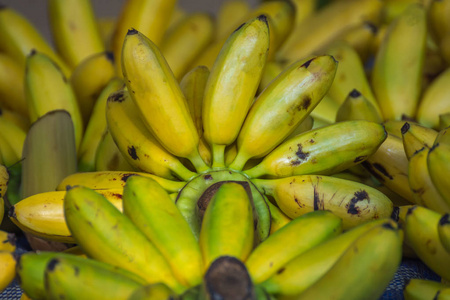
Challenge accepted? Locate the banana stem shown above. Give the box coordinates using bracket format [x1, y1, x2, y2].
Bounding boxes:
[242, 163, 265, 179]
[211, 144, 226, 169]
[251, 178, 276, 196]
[188, 150, 210, 173]
[228, 151, 249, 171]
[172, 165, 198, 182]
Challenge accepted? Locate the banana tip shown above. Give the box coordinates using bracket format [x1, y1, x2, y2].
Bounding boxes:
[440, 213, 450, 225]
[127, 28, 138, 35]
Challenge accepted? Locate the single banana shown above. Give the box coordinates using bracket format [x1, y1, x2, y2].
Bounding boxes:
[24, 51, 84, 151]
[64, 185, 186, 293]
[258, 60, 283, 94]
[199, 182, 254, 271]
[105, 88, 197, 181]
[94, 130, 136, 172]
[370, 3, 427, 121]
[404, 278, 450, 300]
[9, 188, 123, 243]
[292, 222, 402, 300]
[202, 15, 269, 168]
[308, 93, 340, 125]
[440, 113, 450, 131]
[404, 205, 450, 281]
[243, 120, 387, 179]
[335, 89, 383, 123]
[122, 29, 208, 172]
[0, 251, 16, 292]
[435, 126, 450, 146]
[70, 51, 116, 125]
[0, 230, 15, 252]
[254, 174, 393, 229]
[259, 218, 398, 297]
[0, 119, 26, 167]
[97, 17, 116, 51]
[47, 0, 105, 69]
[265, 198, 292, 235]
[438, 213, 450, 253]
[0, 53, 28, 117]
[290, 0, 317, 27]
[0, 107, 30, 132]
[428, 0, 450, 44]
[228, 55, 337, 171]
[401, 121, 439, 159]
[214, 0, 251, 42]
[246, 210, 342, 284]
[128, 283, 177, 300]
[428, 142, 450, 206]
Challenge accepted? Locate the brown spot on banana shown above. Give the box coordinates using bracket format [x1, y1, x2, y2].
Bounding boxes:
[127, 146, 139, 160]
[346, 190, 370, 215]
[372, 163, 393, 180]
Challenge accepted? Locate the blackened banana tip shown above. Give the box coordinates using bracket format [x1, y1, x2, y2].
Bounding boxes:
[105, 51, 114, 63]
[390, 206, 400, 222]
[349, 89, 361, 98]
[7, 206, 15, 218]
[302, 58, 314, 69]
[401, 122, 410, 135]
[257, 14, 268, 24]
[29, 49, 37, 56]
[406, 205, 417, 215]
[364, 21, 378, 34]
[381, 222, 396, 230]
[127, 28, 138, 35]
[47, 258, 60, 272]
[440, 213, 449, 225]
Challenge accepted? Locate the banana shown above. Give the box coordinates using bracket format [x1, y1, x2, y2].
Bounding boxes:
[128, 283, 177, 300]
[44, 255, 145, 300]
[199, 182, 254, 271]
[70, 51, 116, 125]
[78, 77, 124, 172]
[259, 218, 398, 297]
[243, 120, 387, 179]
[9, 188, 123, 243]
[266, 198, 292, 235]
[64, 185, 186, 293]
[334, 21, 378, 63]
[282, 115, 315, 144]
[97, 17, 116, 51]
[428, 0, 450, 44]
[0, 53, 28, 117]
[290, 0, 317, 27]
[291, 222, 403, 300]
[438, 213, 450, 252]
[160, 13, 214, 80]
[215, 0, 251, 42]
[0, 250, 16, 292]
[428, 142, 450, 206]
[416, 67, 450, 129]
[0, 154, 12, 202]
[435, 126, 450, 146]
[0, 112, 26, 166]
[308, 94, 340, 125]
[383, 119, 408, 138]
[246, 210, 342, 284]
[228, 55, 337, 171]
[0, 230, 15, 252]
[0, 133, 20, 169]
[56, 171, 185, 193]
[24, 51, 84, 151]
[254, 174, 393, 229]
[404, 278, 450, 300]
[335, 89, 383, 123]
[94, 130, 136, 172]
[0, 6, 71, 77]
[105, 88, 197, 181]
[440, 113, 450, 131]
[48, 0, 105, 70]
[258, 60, 283, 94]
[361, 132, 415, 202]
[370, 3, 427, 121]
[122, 29, 208, 172]
[0, 107, 30, 132]
[401, 121, 439, 159]
[112, 0, 177, 76]
[404, 205, 450, 281]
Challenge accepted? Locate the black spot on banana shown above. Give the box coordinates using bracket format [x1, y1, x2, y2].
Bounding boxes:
[127, 146, 138, 160]
[346, 190, 369, 215]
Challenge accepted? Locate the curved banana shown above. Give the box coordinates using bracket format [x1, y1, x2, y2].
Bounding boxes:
[370, 3, 427, 121]
[404, 278, 450, 300]
[128, 283, 177, 300]
[215, 0, 251, 42]
[266, 199, 292, 235]
[105, 89, 196, 181]
[229, 55, 337, 171]
[335, 89, 383, 123]
[97, 17, 116, 51]
[435, 126, 450, 146]
[334, 21, 378, 63]
[428, 142, 450, 206]
[246, 210, 342, 284]
[0, 110, 27, 164]
[438, 213, 450, 253]
[123, 175, 202, 288]
[254, 175, 393, 229]
[48, 0, 105, 69]
[308, 94, 340, 125]
[258, 60, 283, 93]
[428, 0, 450, 44]
[401, 121, 438, 159]
[440, 113, 450, 131]
[94, 130, 136, 171]
[64, 185, 186, 293]
[122, 29, 208, 172]
[244, 120, 387, 178]
[0, 107, 30, 132]
[9, 188, 123, 243]
[0, 230, 15, 252]
[0, 53, 28, 117]
[0, 251, 16, 292]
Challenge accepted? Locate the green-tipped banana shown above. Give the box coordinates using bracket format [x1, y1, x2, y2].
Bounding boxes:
[335, 89, 383, 123]
[401, 122, 438, 160]
[438, 213, 450, 253]
[244, 120, 387, 178]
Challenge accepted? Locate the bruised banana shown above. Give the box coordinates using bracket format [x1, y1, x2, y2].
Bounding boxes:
[401, 121, 438, 160]
[228, 55, 337, 171]
[122, 28, 208, 172]
[335, 89, 383, 123]
[438, 213, 450, 253]
[253, 175, 393, 229]
[64, 185, 186, 293]
[243, 120, 387, 178]
[245, 210, 342, 284]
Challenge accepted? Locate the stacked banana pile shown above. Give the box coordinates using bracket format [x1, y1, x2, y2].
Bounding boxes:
[0, 0, 449, 299]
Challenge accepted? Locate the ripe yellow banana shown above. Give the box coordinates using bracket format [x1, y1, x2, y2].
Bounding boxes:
[94, 130, 136, 171]
[428, 142, 450, 207]
[64, 185, 186, 293]
[371, 3, 427, 121]
[290, 0, 317, 27]
[440, 113, 450, 130]
[404, 205, 450, 281]
[0, 230, 15, 252]
[9, 188, 123, 243]
[122, 29, 208, 172]
[254, 174, 393, 229]
[428, 0, 450, 44]
[435, 126, 450, 146]
[265, 198, 292, 235]
[97, 17, 116, 51]
[244, 120, 387, 178]
[215, 0, 251, 42]
[128, 283, 177, 300]
[229, 55, 337, 171]
[47, 0, 105, 70]
[199, 182, 254, 271]
[403, 278, 450, 300]
[438, 213, 450, 253]
[202, 15, 269, 168]
[0, 107, 30, 132]
[246, 210, 342, 284]
[0, 112, 26, 166]
[335, 89, 383, 123]
[24, 51, 84, 151]
[401, 122, 438, 159]
[308, 93, 340, 125]
[0, 250, 16, 292]
[0, 53, 28, 117]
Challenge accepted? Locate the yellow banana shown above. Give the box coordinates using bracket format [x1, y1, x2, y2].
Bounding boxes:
[335, 89, 383, 123]
[371, 3, 427, 121]
[435, 126, 450, 146]
[0, 6, 70, 77]
[0, 251, 16, 292]
[229, 55, 337, 171]
[70, 51, 116, 125]
[428, 142, 450, 207]
[0, 230, 15, 252]
[404, 205, 450, 281]
[0, 107, 30, 132]
[0, 112, 26, 165]
[334, 21, 378, 63]
[48, 0, 105, 69]
[123, 175, 202, 288]
[215, 0, 251, 42]
[244, 120, 387, 178]
[160, 13, 214, 80]
[258, 60, 283, 94]
[438, 213, 450, 252]
[187, 39, 226, 71]
[165, 5, 187, 34]
[308, 93, 340, 124]
[428, 0, 450, 44]
[292, 222, 403, 300]
[401, 121, 438, 159]
[283, 115, 314, 141]
[105, 89, 197, 181]
[128, 283, 177, 300]
[199, 182, 254, 271]
[9, 188, 123, 243]
[0, 53, 28, 117]
[266, 199, 292, 235]
[112, 0, 177, 76]
[440, 113, 450, 130]
[64, 185, 186, 293]
[0, 133, 20, 168]
[122, 29, 208, 172]
[290, 0, 317, 27]
[404, 278, 450, 300]
[78, 77, 124, 172]
[254, 174, 393, 229]
[259, 218, 398, 297]
[383, 119, 408, 137]
[97, 17, 116, 51]
[94, 130, 136, 172]
[246, 210, 342, 284]
[24, 51, 84, 151]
